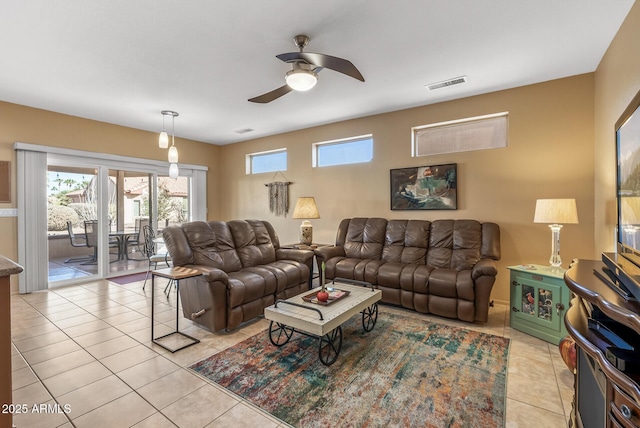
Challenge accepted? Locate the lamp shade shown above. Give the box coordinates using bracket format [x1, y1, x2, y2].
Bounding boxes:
[292, 197, 320, 219]
[168, 145, 179, 163]
[159, 131, 169, 149]
[534, 199, 579, 224]
[169, 163, 179, 179]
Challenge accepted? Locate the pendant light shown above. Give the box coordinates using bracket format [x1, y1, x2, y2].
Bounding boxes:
[159, 110, 179, 178]
[169, 162, 179, 179]
[160, 110, 179, 154]
[158, 112, 169, 148]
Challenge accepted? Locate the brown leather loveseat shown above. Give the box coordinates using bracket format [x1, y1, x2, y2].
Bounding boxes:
[314, 218, 501, 323]
[162, 219, 313, 331]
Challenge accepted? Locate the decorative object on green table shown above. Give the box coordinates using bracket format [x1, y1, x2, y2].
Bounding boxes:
[316, 261, 328, 302]
[189, 312, 510, 427]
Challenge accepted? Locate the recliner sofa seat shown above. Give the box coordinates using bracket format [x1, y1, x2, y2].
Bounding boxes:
[314, 218, 500, 323]
[163, 219, 313, 331]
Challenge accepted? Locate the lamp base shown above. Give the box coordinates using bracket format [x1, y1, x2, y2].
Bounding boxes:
[300, 220, 313, 246]
[549, 224, 563, 267]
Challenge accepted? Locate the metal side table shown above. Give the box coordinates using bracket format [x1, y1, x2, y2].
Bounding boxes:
[151, 266, 201, 352]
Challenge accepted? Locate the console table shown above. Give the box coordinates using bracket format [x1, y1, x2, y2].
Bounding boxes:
[564, 259, 640, 428]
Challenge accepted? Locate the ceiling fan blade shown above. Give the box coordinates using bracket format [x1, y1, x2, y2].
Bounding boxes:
[277, 52, 364, 82]
[248, 85, 293, 103]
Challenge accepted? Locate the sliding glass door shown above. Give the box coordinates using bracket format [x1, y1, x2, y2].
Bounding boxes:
[46, 165, 100, 282]
[105, 169, 152, 277]
[17, 143, 206, 292]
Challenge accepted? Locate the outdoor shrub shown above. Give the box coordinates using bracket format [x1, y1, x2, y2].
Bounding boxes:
[68, 203, 97, 224]
[47, 205, 79, 231]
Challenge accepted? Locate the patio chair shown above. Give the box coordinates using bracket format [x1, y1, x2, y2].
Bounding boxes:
[64, 221, 93, 263]
[83, 220, 119, 264]
[126, 217, 150, 259]
[141, 224, 173, 291]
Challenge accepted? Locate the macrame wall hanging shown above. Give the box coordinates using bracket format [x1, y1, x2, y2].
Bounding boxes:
[265, 172, 292, 217]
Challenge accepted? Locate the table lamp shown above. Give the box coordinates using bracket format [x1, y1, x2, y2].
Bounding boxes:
[534, 198, 579, 267]
[292, 197, 320, 245]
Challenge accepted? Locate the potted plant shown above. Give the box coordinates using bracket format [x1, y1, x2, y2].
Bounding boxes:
[317, 261, 329, 302]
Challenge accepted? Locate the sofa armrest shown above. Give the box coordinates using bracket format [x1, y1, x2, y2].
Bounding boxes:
[275, 248, 314, 266]
[471, 258, 498, 280]
[187, 265, 230, 285]
[471, 259, 498, 323]
[313, 246, 345, 265]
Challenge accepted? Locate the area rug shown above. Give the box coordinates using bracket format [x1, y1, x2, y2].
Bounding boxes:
[189, 312, 510, 428]
[108, 272, 148, 285]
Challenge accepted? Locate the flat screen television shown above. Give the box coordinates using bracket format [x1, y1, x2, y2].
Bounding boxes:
[617, 88, 640, 266]
[610, 87, 640, 302]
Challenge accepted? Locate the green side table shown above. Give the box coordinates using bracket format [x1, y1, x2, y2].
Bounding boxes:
[508, 264, 571, 345]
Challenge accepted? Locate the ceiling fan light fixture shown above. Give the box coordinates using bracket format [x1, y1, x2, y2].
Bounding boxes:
[285, 66, 318, 91]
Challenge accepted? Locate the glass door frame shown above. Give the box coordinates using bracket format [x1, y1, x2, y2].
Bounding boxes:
[16, 142, 208, 292]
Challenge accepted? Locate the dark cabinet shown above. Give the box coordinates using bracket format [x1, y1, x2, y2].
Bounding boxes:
[564, 259, 640, 428]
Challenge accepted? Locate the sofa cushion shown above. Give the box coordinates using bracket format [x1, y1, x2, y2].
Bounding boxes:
[382, 220, 430, 263]
[228, 220, 277, 268]
[377, 262, 433, 293]
[342, 218, 386, 260]
[248, 260, 308, 297]
[205, 221, 243, 272]
[182, 222, 225, 268]
[326, 257, 384, 285]
[163, 225, 194, 266]
[427, 220, 482, 270]
[227, 270, 277, 307]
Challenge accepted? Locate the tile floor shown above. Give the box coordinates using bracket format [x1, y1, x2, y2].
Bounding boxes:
[9, 277, 573, 428]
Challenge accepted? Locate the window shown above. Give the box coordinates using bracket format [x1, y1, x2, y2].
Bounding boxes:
[313, 135, 373, 167]
[412, 112, 508, 157]
[247, 149, 287, 174]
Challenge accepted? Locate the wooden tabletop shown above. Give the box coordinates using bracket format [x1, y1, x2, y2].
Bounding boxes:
[151, 266, 201, 280]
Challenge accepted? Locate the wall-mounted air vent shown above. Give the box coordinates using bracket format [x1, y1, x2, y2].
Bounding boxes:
[235, 128, 254, 134]
[426, 76, 468, 91]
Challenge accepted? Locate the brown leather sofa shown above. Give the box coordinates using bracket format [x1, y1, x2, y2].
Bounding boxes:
[162, 220, 313, 331]
[314, 218, 501, 323]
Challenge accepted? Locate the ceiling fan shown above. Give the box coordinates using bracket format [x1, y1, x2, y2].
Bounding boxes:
[248, 35, 365, 104]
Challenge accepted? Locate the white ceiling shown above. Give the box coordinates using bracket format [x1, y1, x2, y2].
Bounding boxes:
[0, 1, 634, 145]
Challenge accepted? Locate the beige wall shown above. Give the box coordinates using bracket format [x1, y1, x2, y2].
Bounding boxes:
[594, 1, 640, 255]
[220, 74, 597, 304]
[0, 101, 221, 293]
[4, 0, 639, 303]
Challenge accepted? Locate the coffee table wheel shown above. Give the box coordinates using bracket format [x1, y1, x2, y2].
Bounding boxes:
[269, 321, 294, 347]
[362, 303, 378, 332]
[318, 326, 343, 366]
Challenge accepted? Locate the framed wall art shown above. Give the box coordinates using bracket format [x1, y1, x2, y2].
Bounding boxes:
[390, 163, 457, 210]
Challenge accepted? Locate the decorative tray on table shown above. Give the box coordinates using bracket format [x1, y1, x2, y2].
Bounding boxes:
[301, 289, 350, 305]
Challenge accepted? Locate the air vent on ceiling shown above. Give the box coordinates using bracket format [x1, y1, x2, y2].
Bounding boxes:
[426, 76, 468, 91]
[235, 128, 254, 134]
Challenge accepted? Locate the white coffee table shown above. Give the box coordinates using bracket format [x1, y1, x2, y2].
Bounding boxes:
[264, 279, 382, 365]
